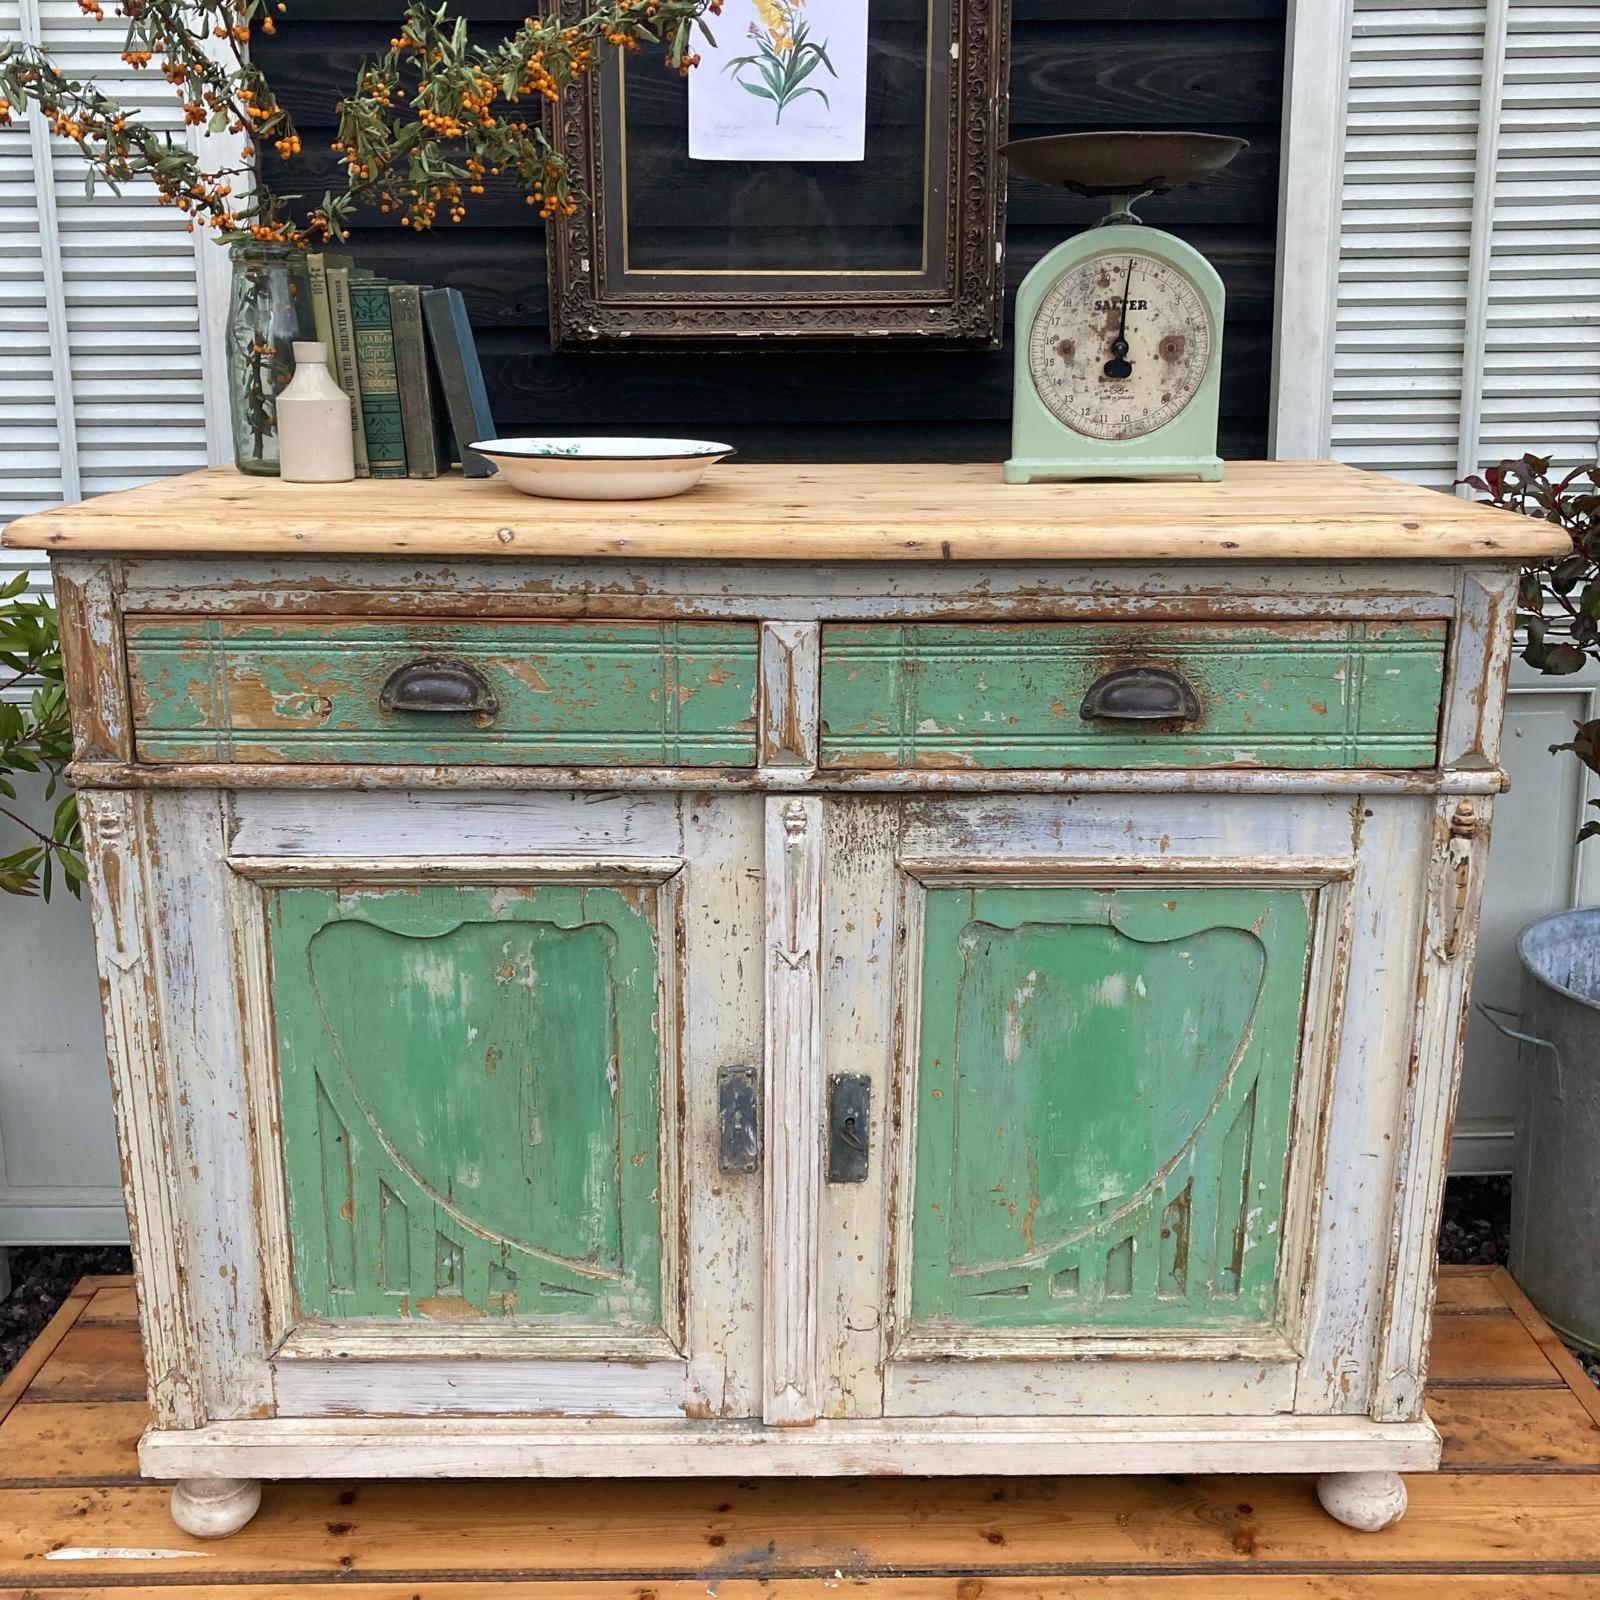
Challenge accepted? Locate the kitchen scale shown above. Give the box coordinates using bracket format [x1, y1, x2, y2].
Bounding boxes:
[1002, 131, 1246, 484]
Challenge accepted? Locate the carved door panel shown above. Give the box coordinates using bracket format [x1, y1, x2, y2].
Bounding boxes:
[905, 881, 1308, 1334]
[224, 790, 764, 1420]
[818, 795, 1362, 1421]
[269, 880, 668, 1329]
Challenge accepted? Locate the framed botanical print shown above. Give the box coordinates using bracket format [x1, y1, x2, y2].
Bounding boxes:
[547, 0, 1011, 345]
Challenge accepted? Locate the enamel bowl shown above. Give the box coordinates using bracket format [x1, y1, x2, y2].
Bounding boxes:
[471, 437, 734, 500]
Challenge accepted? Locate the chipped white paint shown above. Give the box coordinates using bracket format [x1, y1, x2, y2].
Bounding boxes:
[763, 795, 824, 1425]
[45, 1548, 208, 1562]
[48, 528, 1520, 1534]
[140, 1412, 1442, 1480]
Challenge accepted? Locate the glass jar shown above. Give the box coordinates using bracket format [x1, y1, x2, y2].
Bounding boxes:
[225, 242, 317, 476]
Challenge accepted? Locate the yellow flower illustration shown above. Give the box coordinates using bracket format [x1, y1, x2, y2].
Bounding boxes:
[727, 0, 834, 124]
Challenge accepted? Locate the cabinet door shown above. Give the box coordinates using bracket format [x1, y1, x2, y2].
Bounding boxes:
[269, 879, 668, 1329]
[165, 790, 763, 1422]
[906, 880, 1308, 1334]
[816, 794, 1418, 1422]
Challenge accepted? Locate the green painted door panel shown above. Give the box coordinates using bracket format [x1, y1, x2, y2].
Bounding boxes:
[819, 622, 1446, 769]
[126, 617, 759, 766]
[268, 881, 664, 1325]
[909, 884, 1311, 1332]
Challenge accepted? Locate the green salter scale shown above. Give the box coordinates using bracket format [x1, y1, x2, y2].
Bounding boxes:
[1002, 132, 1246, 484]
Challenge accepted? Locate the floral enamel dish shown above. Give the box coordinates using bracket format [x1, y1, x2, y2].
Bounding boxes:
[471, 437, 735, 500]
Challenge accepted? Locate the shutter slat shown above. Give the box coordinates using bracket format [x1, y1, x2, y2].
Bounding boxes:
[1331, 0, 1600, 485]
[1, 0, 217, 583]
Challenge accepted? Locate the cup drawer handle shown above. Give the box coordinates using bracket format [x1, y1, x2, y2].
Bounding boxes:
[1080, 666, 1200, 722]
[379, 658, 499, 717]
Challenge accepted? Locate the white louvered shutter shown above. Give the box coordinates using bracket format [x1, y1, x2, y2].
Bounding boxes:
[1476, 5, 1600, 469]
[0, 0, 226, 592]
[1331, 0, 1600, 488]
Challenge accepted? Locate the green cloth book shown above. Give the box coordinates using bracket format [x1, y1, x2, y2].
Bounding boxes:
[349, 281, 408, 479]
[421, 286, 497, 477]
[388, 284, 448, 479]
[304, 251, 348, 367]
[324, 264, 369, 478]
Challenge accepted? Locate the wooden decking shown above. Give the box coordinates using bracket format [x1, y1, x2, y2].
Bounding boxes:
[2, 1266, 1599, 1596]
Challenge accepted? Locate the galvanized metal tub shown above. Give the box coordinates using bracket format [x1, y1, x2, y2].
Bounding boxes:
[1499, 908, 1600, 1355]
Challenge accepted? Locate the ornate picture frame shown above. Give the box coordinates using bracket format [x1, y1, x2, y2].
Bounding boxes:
[547, 0, 1011, 346]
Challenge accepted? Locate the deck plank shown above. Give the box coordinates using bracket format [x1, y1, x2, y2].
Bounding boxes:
[0, 1280, 97, 1427]
[8, 1584, 1600, 1600]
[78, 1284, 139, 1325]
[1434, 1271, 1512, 1315]
[0, 1267, 1596, 1593]
[3, 1474, 1600, 1580]
[16, 1323, 148, 1404]
[0, 1401, 146, 1485]
[1432, 1388, 1600, 1471]
[1427, 1315, 1566, 1386]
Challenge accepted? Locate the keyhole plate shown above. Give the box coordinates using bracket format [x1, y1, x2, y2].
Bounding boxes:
[828, 1074, 871, 1184]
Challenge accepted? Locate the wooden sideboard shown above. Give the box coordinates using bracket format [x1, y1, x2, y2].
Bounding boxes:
[5, 462, 1563, 1539]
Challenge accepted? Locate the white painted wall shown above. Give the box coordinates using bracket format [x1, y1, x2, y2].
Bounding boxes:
[0, 772, 125, 1242]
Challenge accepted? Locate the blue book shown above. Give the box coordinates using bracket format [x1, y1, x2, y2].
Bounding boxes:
[421, 287, 497, 478]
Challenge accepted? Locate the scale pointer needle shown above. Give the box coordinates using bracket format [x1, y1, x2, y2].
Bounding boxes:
[1103, 257, 1135, 381]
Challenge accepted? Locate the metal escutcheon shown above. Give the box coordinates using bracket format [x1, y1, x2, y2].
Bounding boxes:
[828, 1074, 871, 1183]
[717, 1065, 760, 1174]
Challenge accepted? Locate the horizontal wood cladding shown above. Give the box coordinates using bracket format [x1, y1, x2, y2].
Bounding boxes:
[818, 622, 1448, 770]
[124, 617, 760, 767]
[250, 1, 1285, 460]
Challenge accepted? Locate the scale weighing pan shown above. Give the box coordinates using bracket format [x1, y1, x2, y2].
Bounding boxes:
[1001, 132, 1247, 197]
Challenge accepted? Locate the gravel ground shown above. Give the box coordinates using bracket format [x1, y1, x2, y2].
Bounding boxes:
[3, 1182, 1595, 1386]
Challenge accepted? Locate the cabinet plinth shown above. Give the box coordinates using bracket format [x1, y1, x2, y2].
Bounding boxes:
[5, 462, 1558, 1534]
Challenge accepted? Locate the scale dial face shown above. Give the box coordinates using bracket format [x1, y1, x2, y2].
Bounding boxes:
[1026, 250, 1212, 442]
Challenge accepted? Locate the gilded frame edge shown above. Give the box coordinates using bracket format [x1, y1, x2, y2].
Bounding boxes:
[546, 0, 1011, 346]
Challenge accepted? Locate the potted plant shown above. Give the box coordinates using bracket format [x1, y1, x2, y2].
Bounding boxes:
[0, 0, 721, 472]
[0, 576, 82, 900]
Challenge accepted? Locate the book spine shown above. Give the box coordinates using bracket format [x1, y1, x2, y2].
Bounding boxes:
[324, 267, 369, 478]
[422, 287, 497, 478]
[349, 282, 408, 479]
[305, 253, 335, 366]
[388, 285, 441, 479]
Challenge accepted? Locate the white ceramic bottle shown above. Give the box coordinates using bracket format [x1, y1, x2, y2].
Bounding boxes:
[276, 341, 356, 483]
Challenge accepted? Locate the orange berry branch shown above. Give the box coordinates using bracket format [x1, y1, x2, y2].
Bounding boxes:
[0, 0, 722, 245]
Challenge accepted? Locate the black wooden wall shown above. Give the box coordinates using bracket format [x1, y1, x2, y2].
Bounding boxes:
[259, 0, 1286, 461]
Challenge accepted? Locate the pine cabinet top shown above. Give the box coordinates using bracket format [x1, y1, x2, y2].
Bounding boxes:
[3, 461, 1566, 563]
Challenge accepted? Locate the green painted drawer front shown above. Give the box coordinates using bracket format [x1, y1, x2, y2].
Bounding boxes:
[909, 884, 1310, 1333]
[820, 622, 1447, 769]
[269, 882, 663, 1324]
[126, 617, 759, 766]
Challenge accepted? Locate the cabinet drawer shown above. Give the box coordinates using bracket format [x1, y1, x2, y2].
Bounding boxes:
[819, 621, 1447, 770]
[126, 617, 760, 767]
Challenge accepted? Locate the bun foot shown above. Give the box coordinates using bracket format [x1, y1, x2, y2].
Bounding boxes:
[1316, 1469, 1408, 1532]
[170, 1477, 262, 1538]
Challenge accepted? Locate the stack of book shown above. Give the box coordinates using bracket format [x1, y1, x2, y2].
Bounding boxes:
[304, 255, 499, 479]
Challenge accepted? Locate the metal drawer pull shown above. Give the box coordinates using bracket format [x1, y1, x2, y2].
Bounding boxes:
[1080, 666, 1200, 722]
[379, 658, 498, 716]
